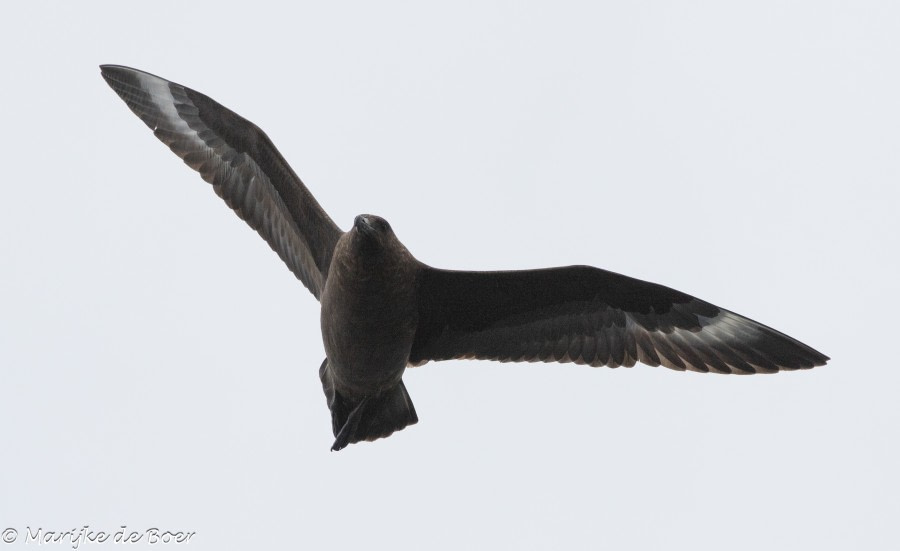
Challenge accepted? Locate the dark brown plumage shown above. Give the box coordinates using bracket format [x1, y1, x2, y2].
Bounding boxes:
[101, 65, 829, 451]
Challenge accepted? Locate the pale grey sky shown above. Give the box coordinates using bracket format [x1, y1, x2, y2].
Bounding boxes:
[1, 2, 898, 550]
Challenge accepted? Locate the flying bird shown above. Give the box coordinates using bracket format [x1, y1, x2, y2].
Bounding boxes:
[100, 65, 829, 451]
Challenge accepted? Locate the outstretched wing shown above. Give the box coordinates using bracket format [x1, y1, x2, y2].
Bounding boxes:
[410, 265, 828, 374]
[101, 65, 343, 299]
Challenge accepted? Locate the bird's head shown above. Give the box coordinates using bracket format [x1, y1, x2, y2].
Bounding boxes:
[354, 213, 392, 236]
[351, 214, 398, 253]
[347, 214, 415, 271]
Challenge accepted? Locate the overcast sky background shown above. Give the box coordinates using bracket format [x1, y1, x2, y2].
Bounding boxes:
[1, 2, 898, 550]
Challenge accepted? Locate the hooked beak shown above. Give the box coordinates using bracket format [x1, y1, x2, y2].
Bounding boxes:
[354, 214, 376, 236]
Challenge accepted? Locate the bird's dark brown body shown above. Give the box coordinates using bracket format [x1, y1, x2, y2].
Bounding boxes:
[101, 64, 830, 452]
[321, 216, 419, 399]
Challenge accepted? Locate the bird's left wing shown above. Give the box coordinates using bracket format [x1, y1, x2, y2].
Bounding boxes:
[101, 65, 342, 299]
[409, 265, 828, 373]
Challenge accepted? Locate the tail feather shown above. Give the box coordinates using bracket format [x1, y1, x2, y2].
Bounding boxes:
[319, 359, 418, 451]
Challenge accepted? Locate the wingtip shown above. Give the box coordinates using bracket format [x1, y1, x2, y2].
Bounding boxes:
[804, 344, 830, 368]
[798, 352, 829, 370]
[99, 64, 128, 84]
[99, 64, 154, 80]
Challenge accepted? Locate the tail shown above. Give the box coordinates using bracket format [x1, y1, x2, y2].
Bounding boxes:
[319, 359, 418, 451]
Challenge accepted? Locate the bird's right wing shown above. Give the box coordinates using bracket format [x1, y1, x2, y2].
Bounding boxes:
[410, 265, 828, 373]
[101, 65, 343, 300]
